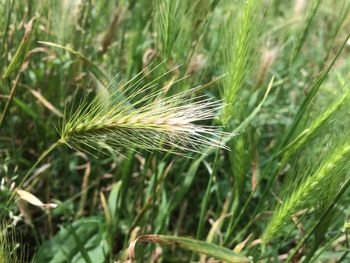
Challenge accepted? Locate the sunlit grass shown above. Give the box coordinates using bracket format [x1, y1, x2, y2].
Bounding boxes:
[1, 0, 350, 262]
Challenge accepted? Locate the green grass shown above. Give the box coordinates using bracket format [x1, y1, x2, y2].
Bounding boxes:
[1, 0, 350, 262]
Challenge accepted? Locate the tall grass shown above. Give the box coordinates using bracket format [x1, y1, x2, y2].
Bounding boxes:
[1, 0, 350, 262]
[0, 225, 30, 263]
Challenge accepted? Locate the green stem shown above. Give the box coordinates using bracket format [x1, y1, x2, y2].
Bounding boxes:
[338, 230, 349, 263]
[151, 158, 158, 232]
[196, 148, 219, 240]
[0, 73, 20, 127]
[308, 232, 341, 263]
[6, 140, 61, 207]
[0, 0, 15, 70]
[191, 149, 219, 262]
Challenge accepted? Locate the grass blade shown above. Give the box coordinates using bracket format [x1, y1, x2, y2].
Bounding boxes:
[129, 234, 249, 263]
[2, 17, 37, 78]
[281, 33, 350, 147]
[38, 41, 109, 87]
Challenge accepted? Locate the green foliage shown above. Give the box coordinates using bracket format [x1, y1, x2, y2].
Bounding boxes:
[1, 0, 350, 262]
[36, 217, 109, 263]
[0, 226, 29, 263]
[131, 234, 249, 262]
[264, 141, 350, 242]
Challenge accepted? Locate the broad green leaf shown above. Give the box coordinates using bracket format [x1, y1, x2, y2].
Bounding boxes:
[36, 217, 109, 263]
[130, 234, 249, 263]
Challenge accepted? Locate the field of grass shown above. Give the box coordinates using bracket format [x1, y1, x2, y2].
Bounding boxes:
[1, 0, 350, 262]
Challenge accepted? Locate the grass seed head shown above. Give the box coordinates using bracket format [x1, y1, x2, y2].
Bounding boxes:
[59, 71, 226, 156]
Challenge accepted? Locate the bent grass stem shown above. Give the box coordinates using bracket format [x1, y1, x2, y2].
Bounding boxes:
[6, 140, 61, 208]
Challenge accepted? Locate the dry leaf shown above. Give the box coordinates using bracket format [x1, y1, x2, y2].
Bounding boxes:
[17, 189, 57, 209]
